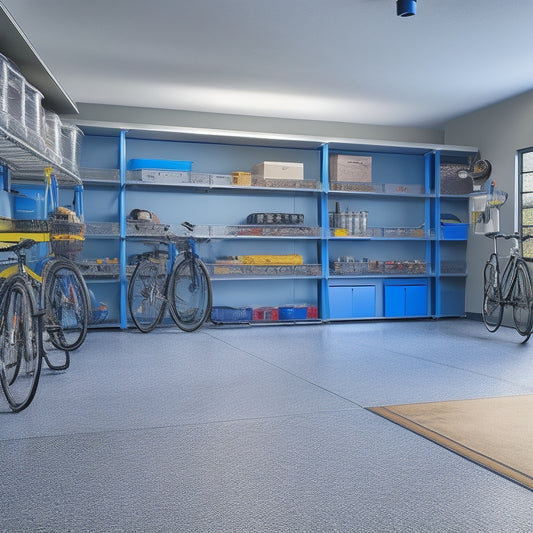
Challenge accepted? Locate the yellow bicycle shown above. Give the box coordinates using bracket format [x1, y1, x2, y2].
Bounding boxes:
[0, 243, 90, 366]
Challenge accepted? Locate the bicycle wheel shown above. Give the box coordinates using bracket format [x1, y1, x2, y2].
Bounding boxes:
[168, 257, 212, 332]
[0, 275, 42, 412]
[128, 257, 168, 332]
[42, 258, 90, 352]
[482, 254, 503, 332]
[512, 259, 533, 336]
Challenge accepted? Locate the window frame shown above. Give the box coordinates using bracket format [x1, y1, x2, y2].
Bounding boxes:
[518, 147, 533, 259]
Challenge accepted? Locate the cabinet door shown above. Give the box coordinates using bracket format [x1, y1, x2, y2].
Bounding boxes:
[352, 286, 376, 318]
[405, 285, 427, 316]
[329, 287, 354, 319]
[384, 284, 427, 317]
[329, 286, 376, 319]
[384, 286, 406, 317]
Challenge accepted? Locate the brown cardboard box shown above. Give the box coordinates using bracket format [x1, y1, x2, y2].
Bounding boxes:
[252, 161, 304, 180]
[330, 154, 372, 182]
[232, 172, 252, 186]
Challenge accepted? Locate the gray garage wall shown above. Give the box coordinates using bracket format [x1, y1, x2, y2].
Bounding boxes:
[71, 103, 445, 145]
[444, 89, 533, 317]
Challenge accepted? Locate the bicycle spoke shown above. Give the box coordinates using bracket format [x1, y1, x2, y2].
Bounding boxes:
[43, 260, 89, 352]
[128, 258, 167, 332]
[482, 255, 503, 332]
[168, 258, 212, 332]
[512, 261, 533, 336]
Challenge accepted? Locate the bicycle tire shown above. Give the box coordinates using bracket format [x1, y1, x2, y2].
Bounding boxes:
[168, 257, 212, 332]
[482, 254, 503, 332]
[0, 275, 42, 412]
[512, 259, 533, 337]
[42, 258, 90, 352]
[128, 257, 168, 332]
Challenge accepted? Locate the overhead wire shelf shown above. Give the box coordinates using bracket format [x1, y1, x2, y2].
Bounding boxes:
[0, 125, 81, 184]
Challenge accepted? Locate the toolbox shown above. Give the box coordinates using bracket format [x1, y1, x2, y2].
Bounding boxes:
[246, 213, 304, 225]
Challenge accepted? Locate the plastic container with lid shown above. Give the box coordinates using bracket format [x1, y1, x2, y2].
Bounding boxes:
[24, 80, 45, 152]
[60, 123, 84, 172]
[44, 109, 63, 163]
[0, 52, 26, 139]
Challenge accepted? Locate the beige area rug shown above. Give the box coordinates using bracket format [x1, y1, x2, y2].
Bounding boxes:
[368, 395, 533, 490]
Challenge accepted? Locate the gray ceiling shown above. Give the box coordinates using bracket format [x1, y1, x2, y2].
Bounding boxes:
[2, 0, 532, 129]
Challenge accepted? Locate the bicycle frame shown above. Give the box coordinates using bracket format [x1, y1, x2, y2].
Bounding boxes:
[0, 242, 39, 283]
[491, 235, 520, 301]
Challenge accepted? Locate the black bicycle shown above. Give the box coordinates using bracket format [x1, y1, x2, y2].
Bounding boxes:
[0, 240, 44, 411]
[128, 228, 212, 333]
[40, 256, 90, 354]
[482, 232, 533, 342]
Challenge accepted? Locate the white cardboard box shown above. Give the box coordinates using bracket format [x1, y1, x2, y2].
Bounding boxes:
[134, 170, 191, 184]
[330, 154, 372, 182]
[252, 161, 304, 180]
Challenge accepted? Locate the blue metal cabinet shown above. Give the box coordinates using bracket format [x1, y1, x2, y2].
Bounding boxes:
[329, 285, 376, 319]
[384, 284, 427, 317]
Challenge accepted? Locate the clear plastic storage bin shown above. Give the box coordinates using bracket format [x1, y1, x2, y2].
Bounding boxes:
[24, 81, 45, 150]
[44, 109, 63, 163]
[0, 53, 26, 139]
[60, 123, 84, 173]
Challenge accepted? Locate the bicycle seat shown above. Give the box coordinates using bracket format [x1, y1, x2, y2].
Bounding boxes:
[0, 239, 36, 253]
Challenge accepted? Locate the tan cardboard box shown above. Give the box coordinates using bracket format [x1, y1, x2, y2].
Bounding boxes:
[231, 172, 252, 186]
[330, 154, 372, 182]
[252, 161, 304, 180]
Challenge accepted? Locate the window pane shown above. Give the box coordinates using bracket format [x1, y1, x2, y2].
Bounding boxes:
[522, 208, 533, 226]
[521, 192, 533, 209]
[522, 151, 533, 173]
[522, 173, 533, 192]
[523, 240, 533, 260]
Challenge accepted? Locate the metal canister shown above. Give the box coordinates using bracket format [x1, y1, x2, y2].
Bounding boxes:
[353, 211, 361, 235]
[339, 211, 346, 229]
[360, 211, 368, 235]
[346, 211, 353, 234]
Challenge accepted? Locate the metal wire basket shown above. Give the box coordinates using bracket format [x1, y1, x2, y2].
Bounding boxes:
[48, 214, 85, 259]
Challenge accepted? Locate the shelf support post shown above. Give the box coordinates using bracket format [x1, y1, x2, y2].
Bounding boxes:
[433, 150, 442, 316]
[119, 129, 128, 329]
[320, 143, 330, 320]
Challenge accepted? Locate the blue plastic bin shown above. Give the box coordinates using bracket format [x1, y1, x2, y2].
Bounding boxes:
[211, 306, 253, 323]
[442, 223, 468, 240]
[293, 306, 308, 319]
[278, 306, 295, 320]
[13, 193, 38, 219]
[127, 159, 193, 171]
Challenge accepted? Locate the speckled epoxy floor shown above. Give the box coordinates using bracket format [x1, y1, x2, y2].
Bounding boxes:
[1, 319, 532, 532]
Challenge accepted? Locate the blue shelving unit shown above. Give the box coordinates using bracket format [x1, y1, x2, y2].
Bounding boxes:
[77, 127, 476, 328]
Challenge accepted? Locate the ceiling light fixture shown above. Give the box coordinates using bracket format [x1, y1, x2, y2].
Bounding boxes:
[397, 0, 417, 17]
